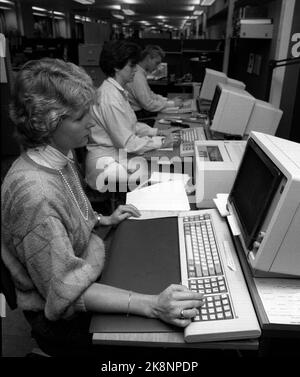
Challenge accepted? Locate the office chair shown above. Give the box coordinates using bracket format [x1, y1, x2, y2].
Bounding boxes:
[1, 245, 50, 357]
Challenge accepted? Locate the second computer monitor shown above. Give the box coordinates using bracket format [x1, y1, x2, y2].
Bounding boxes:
[245, 99, 283, 136]
[199, 69, 247, 102]
[209, 83, 255, 136]
[199, 68, 228, 102]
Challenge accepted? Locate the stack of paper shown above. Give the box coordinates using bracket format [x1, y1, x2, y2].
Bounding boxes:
[126, 180, 190, 212]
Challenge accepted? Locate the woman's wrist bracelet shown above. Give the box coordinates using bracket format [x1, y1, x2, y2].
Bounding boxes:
[127, 291, 132, 317]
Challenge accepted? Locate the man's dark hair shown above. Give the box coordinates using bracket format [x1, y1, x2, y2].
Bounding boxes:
[100, 40, 142, 77]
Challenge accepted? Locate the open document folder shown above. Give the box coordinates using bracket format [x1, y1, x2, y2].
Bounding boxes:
[126, 180, 190, 212]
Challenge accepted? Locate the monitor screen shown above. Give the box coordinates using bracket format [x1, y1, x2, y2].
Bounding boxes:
[229, 138, 282, 249]
[149, 62, 168, 80]
[208, 84, 221, 121]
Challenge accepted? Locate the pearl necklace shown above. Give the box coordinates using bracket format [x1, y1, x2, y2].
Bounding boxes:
[58, 163, 90, 221]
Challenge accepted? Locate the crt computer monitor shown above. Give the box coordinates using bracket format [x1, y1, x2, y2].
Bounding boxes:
[244, 99, 283, 136]
[208, 83, 255, 136]
[150, 62, 168, 80]
[199, 68, 228, 102]
[228, 131, 300, 277]
[199, 69, 247, 102]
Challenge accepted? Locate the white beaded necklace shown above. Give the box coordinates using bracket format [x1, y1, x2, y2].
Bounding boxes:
[28, 146, 90, 221]
[58, 164, 90, 221]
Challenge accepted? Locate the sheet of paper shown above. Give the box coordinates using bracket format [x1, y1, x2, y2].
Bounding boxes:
[126, 180, 190, 212]
[150, 172, 190, 186]
[254, 278, 300, 325]
[158, 146, 173, 151]
[130, 210, 182, 220]
[161, 107, 180, 113]
[213, 193, 230, 217]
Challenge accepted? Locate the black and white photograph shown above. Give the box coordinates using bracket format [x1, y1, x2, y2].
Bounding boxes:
[1, 0, 299, 366]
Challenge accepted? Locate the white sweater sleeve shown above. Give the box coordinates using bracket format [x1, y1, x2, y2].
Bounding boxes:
[22, 217, 105, 320]
[99, 103, 162, 154]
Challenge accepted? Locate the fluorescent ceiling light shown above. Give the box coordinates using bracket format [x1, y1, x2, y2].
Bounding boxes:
[0, 5, 11, 9]
[32, 6, 47, 12]
[185, 6, 195, 11]
[110, 5, 121, 10]
[122, 8, 135, 16]
[73, 0, 95, 5]
[53, 11, 65, 16]
[0, 0, 14, 4]
[193, 5, 203, 15]
[201, 0, 215, 6]
[156, 15, 165, 19]
[74, 14, 91, 21]
[112, 12, 125, 20]
[122, 0, 139, 4]
[33, 12, 47, 17]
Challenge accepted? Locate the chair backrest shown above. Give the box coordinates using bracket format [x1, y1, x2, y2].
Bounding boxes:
[1, 243, 17, 310]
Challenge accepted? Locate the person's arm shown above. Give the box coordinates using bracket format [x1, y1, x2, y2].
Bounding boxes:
[131, 73, 169, 112]
[98, 103, 163, 154]
[136, 121, 158, 137]
[22, 216, 105, 321]
[95, 204, 141, 226]
[83, 283, 204, 328]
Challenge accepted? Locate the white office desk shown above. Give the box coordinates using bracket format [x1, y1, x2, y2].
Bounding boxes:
[90, 210, 259, 352]
[92, 330, 258, 350]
